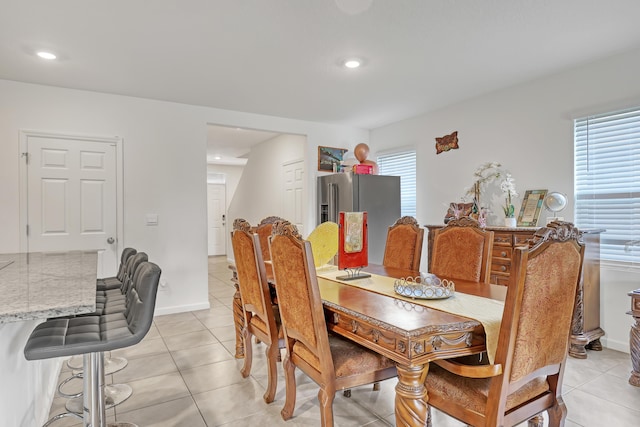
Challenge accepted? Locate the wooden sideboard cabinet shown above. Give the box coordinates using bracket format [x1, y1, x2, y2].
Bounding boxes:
[425, 224, 605, 359]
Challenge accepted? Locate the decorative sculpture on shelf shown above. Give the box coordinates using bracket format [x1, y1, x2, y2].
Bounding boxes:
[353, 143, 378, 174]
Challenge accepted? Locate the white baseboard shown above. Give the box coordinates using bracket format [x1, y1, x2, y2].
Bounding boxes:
[602, 337, 630, 354]
[154, 301, 211, 316]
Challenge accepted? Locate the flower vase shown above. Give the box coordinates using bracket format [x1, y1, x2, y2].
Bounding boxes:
[504, 217, 517, 228]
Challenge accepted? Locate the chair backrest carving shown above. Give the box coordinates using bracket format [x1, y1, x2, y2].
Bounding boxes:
[382, 216, 424, 270]
[430, 217, 493, 282]
[255, 216, 286, 262]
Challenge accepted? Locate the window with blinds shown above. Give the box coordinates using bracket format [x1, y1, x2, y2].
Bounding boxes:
[377, 149, 416, 218]
[575, 107, 640, 266]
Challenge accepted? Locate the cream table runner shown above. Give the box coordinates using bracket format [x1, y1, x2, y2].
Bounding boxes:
[316, 266, 504, 363]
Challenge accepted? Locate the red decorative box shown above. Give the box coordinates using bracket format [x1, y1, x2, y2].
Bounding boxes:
[352, 164, 373, 174]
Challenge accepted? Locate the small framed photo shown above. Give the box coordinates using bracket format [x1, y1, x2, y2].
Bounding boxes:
[517, 189, 548, 227]
[318, 146, 348, 172]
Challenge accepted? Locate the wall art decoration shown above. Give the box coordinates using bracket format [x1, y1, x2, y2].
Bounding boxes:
[435, 131, 459, 154]
[318, 146, 348, 172]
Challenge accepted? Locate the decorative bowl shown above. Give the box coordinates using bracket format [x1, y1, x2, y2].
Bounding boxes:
[393, 273, 455, 299]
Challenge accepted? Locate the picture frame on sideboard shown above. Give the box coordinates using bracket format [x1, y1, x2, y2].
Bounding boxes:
[517, 189, 548, 226]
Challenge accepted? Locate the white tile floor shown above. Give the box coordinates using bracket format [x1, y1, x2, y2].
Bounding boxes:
[48, 256, 640, 426]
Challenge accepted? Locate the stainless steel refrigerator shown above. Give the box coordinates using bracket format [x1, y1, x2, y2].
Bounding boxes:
[317, 173, 401, 264]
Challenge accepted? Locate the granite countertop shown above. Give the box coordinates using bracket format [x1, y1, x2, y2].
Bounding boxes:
[0, 251, 98, 323]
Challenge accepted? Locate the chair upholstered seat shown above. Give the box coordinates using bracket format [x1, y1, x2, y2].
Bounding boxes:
[426, 363, 550, 415]
[292, 334, 396, 379]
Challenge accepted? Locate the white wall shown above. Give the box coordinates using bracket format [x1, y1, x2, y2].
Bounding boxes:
[370, 47, 640, 353]
[228, 133, 305, 223]
[0, 79, 367, 426]
[226, 134, 305, 260]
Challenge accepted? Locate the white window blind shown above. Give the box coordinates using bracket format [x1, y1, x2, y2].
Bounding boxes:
[575, 107, 640, 266]
[377, 150, 416, 218]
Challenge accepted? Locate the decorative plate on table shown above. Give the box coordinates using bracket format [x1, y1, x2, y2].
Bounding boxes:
[394, 273, 455, 299]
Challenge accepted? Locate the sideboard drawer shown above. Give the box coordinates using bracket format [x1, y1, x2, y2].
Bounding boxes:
[514, 233, 535, 246]
[492, 246, 512, 259]
[491, 258, 511, 275]
[493, 233, 513, 246]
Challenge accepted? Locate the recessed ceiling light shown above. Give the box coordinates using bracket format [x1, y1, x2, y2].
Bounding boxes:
[214, 156, 222, 160]
[343, 58, 361, 69]
[36, 51, 57, 60]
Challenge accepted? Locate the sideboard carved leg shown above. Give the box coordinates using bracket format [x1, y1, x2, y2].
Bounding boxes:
[569, 338, 588, 359]
[395, 363, 429, 427]
[629, 311, 640, 386]
[628, 290, 640, 387]
[586, 338, 603, 351]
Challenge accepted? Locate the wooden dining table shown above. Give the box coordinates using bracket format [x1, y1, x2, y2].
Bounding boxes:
[230, 263, 507, 427]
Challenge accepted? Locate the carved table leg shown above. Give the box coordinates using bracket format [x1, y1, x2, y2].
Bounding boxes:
[233, 287, 245, 359]
[395, 363, 429, 427]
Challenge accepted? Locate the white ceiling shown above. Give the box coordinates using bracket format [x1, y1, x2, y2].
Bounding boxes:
[3, 0, 640, 162]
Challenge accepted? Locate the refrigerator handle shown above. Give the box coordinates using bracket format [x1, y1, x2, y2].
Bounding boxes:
[329, 183, 338, 223]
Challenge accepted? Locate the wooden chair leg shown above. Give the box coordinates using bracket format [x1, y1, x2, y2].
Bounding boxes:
[240, 328, 252, 378]
[263, 341, 278, 404]
[280, 354, 297, 421]
[546, 397, 568, 427]
[318, 387, 336, 427]
[372, 381, 380, 391]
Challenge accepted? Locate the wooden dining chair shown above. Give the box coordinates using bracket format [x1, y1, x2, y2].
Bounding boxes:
[424, 221, 585, 427]
[430, 216, 494, 283]
[268, 220, 398, 427]
[255, 215, 286, 263]
[382, 216, 425, 270]
[230, 218, 284, 404]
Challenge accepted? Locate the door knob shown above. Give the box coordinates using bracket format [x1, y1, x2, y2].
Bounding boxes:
[107, 237, 115, 244]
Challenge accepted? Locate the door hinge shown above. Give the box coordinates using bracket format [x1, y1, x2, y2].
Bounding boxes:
[21, 152, 29, 164]
[26, 224, 29, 236]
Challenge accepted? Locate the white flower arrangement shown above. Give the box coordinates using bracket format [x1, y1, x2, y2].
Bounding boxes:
[500, 173, 518, 218]
[465, 162, 518, 218]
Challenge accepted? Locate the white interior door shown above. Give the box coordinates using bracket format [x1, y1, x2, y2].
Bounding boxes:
[207, 183, 226, 255]
[23, 132, 119, 277]
[282, 160, 305, 235]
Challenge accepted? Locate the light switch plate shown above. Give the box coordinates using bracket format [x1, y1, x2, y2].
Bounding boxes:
[146, 214, 159, 226]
